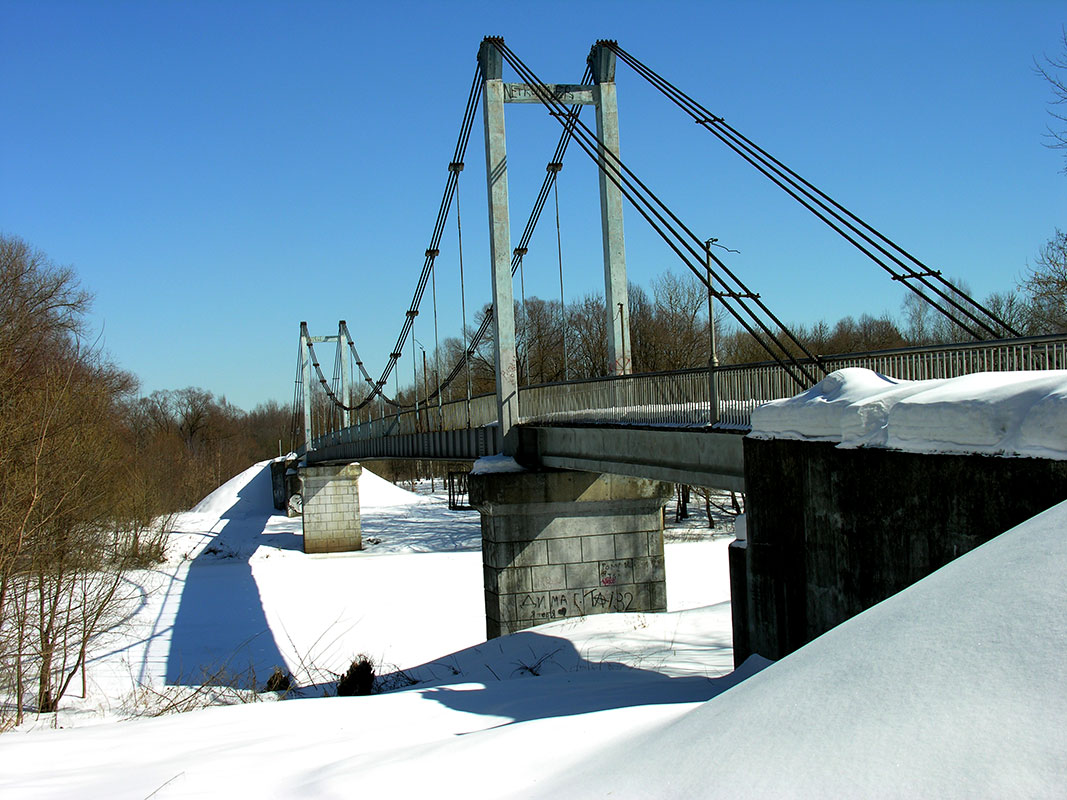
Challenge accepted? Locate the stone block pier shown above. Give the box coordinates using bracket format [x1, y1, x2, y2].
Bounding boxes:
[469, 467, 672, 639]
[300, 463, 363, 554]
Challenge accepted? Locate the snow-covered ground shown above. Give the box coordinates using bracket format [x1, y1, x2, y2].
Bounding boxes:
[1, 460, 741, 792]
[4, 367, 1066, 797]
[3, 459, 1064, 797]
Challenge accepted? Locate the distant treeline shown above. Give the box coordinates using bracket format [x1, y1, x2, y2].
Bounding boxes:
[381, 228, 1066, 404]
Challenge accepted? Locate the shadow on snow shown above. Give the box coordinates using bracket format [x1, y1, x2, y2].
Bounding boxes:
[165, 466, 292, 687]
[375, 626, 757, 726]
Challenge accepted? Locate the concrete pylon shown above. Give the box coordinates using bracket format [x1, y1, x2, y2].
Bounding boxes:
[478, 38, 635, 453]
[479, 39, 520, 454]
[590, 42, 632, 375]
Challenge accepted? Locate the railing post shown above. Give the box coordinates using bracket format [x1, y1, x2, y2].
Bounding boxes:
[705, 240, 720, 425]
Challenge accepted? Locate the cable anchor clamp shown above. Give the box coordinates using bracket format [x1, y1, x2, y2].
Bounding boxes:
[891, 270, 942, 281]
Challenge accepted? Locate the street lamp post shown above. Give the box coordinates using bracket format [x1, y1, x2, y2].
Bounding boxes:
[705, 239, 720, 425]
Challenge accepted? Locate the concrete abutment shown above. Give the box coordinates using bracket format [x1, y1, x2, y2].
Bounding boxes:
[469, 468, 672, 639]
[732, 437, 1067, 665]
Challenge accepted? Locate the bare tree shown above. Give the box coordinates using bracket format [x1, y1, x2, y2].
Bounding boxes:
[983, 289, 1031, 336]
[567, 293, 608, 379]
[640, 271, 712, 371]
[1022, 230, 1067, 333]
[0, 237, 164, 725]
[1036, 27, 1067, 172]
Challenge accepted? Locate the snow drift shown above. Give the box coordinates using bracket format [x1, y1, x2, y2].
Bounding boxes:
[751, 368, 1067, 459]
[535, 497, 1067, 799]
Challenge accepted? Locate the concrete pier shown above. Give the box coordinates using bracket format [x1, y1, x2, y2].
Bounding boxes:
[469, 468, 672, 639]
[300, 463, 363, 554]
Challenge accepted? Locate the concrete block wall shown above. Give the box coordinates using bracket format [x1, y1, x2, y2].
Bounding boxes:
[301, 463, 362, 554]
[470, 469, 671, 639]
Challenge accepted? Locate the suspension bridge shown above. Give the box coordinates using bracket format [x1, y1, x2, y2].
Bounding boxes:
[282, 38, 1067, 646]
[290, 37, 1063, 486]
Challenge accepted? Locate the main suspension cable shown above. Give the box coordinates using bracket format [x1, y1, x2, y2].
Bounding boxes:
[430, 62, 596, 405]
[344, 63, 485, 414]
[551, 162, 569, 380]
[339, 321, 400, 407]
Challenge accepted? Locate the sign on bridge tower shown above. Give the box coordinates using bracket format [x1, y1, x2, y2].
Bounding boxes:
[478, 37, 633, 452]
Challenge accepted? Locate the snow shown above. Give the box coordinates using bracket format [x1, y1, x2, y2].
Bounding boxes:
[470, 454, 526, 474]
[3, 445, 1064, 797]
[1, 460, 740, 792]
[751, 367, 1067, 459]
[536, 497, 1067, 799]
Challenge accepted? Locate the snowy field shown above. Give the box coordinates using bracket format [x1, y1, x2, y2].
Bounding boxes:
[1, 459, 743, 797]
[3, 368, 1067, 797]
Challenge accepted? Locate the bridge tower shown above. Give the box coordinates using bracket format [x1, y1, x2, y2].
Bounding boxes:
[478, 38, 633, 452]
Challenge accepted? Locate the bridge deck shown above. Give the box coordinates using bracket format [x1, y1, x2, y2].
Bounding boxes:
[304, 335, 1067, 491]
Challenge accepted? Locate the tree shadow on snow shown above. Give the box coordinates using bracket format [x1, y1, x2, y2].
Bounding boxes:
[379, 629, 762, 725]
[165, 466, 288, 687]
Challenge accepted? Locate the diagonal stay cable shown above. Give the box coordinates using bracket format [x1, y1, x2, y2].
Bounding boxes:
[491, 38, 820, 388]
[609, 43, 994, 339]
[493, 38, 822, 385]
[607, 42, 1018, 340]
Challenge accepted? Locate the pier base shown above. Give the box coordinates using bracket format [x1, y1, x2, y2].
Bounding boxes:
[469, 468, 672, 639]
[300, 463, 362, 554]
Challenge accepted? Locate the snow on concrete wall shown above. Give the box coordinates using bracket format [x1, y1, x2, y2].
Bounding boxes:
[751, 368, 1067, 460]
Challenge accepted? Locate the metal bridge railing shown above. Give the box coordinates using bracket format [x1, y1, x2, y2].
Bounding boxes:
[518, 333, 1067, 430]
[310, 334, 1067, 449]
[312, 392, 498, 451]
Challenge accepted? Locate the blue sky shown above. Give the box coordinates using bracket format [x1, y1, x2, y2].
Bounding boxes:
[2, 1, 1064, 410]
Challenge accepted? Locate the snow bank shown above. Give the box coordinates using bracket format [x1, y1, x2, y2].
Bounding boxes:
[10, 497, 1062, 798]
[536, 498, 1067, 799]
[189, 460, 424, 518]
[751, 368, 1067, 459]
[378, 603, 740, 689]
[190, 460, 275, 518]
[357, 467, 428, 508]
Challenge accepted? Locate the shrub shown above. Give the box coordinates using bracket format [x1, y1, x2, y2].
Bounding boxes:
[336, 656, 375, 696]
[264, 666, 292, 693]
